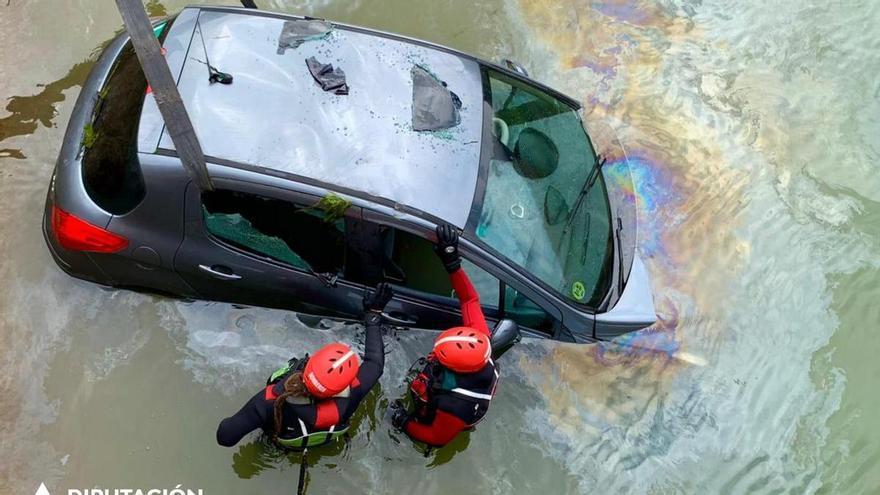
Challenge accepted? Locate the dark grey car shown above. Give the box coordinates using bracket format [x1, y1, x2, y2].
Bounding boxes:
[43, 5, 655, 342]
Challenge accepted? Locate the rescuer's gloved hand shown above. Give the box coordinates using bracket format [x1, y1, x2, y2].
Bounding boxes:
[434, 224, 461, 273]
[391, 402, 409, 431]
[363, 283, 393, 325]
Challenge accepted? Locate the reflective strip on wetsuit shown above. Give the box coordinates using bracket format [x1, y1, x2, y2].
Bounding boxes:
[450, 387, 494, 401]
[450, 360, 497, 402]
[276, 420, 348, 449]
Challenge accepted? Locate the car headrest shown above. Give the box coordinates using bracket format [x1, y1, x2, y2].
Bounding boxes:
[513, 128, 559, 179]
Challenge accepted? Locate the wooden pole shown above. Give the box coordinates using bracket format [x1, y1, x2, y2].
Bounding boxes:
[114, 0, 214, 191]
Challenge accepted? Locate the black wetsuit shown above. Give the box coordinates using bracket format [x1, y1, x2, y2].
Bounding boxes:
[216, 318, 384, 447]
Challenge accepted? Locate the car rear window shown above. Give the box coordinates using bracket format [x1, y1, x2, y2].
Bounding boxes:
[81, 43, 148, 214]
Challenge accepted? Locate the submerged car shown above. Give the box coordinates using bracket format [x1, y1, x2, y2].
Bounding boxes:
[43, 5, 655, 342]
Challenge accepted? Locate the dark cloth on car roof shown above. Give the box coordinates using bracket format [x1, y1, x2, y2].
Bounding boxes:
[306, 57, 349, 95]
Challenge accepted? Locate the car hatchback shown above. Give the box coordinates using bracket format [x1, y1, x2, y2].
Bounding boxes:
[44, 5, 655, 342]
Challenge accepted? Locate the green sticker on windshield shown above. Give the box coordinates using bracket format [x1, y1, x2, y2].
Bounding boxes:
[571, 281, 586, 301]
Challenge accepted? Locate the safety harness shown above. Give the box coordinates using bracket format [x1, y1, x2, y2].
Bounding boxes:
[264, 357, 351, 450]
[408, 356, 499, 426]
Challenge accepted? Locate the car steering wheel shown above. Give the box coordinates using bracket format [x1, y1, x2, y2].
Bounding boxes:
[492, 117, 510, 147]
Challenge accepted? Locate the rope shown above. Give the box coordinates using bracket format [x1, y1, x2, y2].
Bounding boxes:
[297, 448, 308, 495]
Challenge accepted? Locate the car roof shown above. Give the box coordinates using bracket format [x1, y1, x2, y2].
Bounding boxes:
[138, 6, 484, 227]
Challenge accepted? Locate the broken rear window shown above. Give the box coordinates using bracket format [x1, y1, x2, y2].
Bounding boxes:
[81, 42, 148, 215]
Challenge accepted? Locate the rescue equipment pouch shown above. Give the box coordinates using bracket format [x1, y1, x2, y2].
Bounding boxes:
[276, 420, 350, 449]
[408, 357, 497, 427]
[267, 355, 308, 385]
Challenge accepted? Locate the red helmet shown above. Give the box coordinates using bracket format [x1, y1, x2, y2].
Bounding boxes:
[433, 327, 491, 373]
[303, 343, 360, 398]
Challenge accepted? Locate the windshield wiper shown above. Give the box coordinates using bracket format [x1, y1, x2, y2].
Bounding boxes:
[615, 216, 625, 295]
[563, 154, 607, 235]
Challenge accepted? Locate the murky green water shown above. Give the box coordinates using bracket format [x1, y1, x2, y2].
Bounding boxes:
[2, 0, 879, 493]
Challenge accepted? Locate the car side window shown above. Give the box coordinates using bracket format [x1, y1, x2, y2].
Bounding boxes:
[389, 229, 500, 308]
[503, 286, 558, 335]
[201, 190, 346, 274]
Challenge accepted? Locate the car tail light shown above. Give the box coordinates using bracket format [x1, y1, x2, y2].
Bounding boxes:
[51, 206, 129, 253]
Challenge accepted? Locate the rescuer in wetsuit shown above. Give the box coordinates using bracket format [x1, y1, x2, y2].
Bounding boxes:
[390, 225, 499, 447]
[216, 283, 392, 449]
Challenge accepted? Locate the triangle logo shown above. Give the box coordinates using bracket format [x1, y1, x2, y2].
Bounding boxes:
[35, 483, 51, 495]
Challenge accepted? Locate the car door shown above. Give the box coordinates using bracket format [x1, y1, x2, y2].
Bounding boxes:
[338, 209, 497, 330]
[385, 229, 504, 330]
[173, 179, 364, 316]
[385, 229, 568, 339]
[357, 210, 567, 338]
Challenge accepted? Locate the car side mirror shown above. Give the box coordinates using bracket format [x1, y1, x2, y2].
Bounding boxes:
[491, 319, 522, 360]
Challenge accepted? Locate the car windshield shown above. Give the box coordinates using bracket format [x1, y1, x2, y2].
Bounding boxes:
[475, 69, 613, 307]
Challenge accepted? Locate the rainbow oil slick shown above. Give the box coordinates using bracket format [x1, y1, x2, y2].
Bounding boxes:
[511, 0, 880, 491]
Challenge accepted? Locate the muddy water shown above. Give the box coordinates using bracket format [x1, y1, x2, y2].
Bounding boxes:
[2, 0, 879, 494]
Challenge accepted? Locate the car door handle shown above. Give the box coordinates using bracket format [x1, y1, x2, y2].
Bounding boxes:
[382, 312, 418, 326]
[198, 264, 242, 280]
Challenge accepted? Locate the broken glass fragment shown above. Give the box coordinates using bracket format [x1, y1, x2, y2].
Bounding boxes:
[277, 20, 332, 54]
[411, 65, 462, 131]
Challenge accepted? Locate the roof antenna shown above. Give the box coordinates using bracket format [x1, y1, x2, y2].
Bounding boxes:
[195, 17, 233, 84]
[240, 0, 258, 7]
